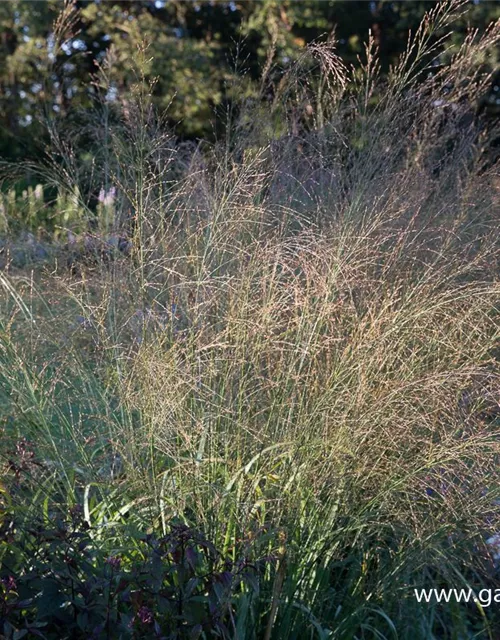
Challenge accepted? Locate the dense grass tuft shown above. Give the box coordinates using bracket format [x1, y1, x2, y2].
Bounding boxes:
[1, 1, 500, 637]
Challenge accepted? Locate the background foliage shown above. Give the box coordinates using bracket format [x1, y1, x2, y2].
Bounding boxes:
[1, 0, 499, 162]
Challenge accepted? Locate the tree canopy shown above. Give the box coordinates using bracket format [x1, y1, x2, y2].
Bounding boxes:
[0, 0, 499, 162]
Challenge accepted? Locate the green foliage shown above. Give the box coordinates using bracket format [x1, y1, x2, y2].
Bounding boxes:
[0, 184, 85, 235]
[1, 513, 267, 639]
[0, 0, 499, 159]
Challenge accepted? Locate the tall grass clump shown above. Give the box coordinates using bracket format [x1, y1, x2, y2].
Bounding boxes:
[1, 1, 500, 637]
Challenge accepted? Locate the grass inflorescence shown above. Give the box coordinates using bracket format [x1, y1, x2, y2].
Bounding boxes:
[1, 1, 500, 637]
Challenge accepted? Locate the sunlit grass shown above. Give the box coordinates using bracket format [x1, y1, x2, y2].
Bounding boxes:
[1, 0, 500, 637]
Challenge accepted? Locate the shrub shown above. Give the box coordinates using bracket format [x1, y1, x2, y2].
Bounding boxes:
[1, 510, 268, 640]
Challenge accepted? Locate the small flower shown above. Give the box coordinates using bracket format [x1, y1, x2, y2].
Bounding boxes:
[137, 605, 153, 624]
[1, 576, 17, 593]
[105, 555, 122, 570]
[104, 193, 115, 207]
[98, 186, 116, 207]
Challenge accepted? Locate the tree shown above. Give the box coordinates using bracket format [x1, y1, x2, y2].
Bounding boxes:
[0, 0, 498, 164]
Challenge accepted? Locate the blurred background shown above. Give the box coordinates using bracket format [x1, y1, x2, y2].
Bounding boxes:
[1, 0, 499, 163]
